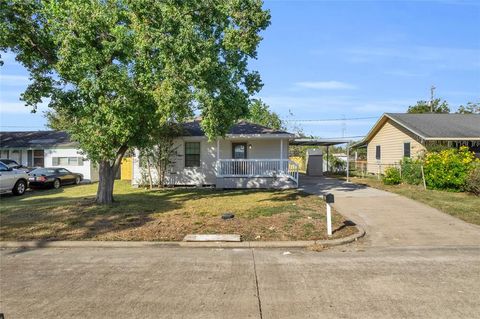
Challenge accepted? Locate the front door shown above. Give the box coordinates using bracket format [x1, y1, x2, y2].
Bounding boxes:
[232, 143, 247, 159]
[232, 143, 247, 175]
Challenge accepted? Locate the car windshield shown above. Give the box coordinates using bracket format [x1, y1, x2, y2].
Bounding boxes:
[0, 159, 19, 167]
[29, 168, 56, 175]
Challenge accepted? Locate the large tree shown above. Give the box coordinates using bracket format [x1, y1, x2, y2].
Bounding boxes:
[457, 101, 480, 114]
[407, 98, 450, 113]
[1, 0, 270, 204]
[246, 98, 283, 130]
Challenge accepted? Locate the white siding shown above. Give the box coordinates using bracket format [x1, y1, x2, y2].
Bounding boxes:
[44, 148, 98, 182]
[132, 137, 289, 186]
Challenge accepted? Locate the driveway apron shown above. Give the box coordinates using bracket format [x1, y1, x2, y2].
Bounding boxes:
[299, 175, 480, 247]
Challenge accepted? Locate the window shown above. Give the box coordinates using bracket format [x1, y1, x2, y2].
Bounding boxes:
[232, 143, 247, 159]
[52, 157, 83, 166]
[185, 142, 200, 167]
[33, 150, 44, 167]
[403, 142, 411, 158]
[375, 145, 381, 160]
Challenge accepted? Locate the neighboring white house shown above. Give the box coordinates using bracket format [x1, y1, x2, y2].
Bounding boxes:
[0, 131, 99, 182]
[132, 121, 299, 189]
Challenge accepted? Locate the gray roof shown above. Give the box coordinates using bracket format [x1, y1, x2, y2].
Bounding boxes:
[0, 121, 292, 149]
[182, 120, 292, 136]
[385, 113, 480, 139]
[0, 131, 76, 148]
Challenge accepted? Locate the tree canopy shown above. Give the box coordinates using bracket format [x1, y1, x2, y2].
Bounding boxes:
[407, 98, 450, 113]
[457, 101, 480, 114]
[1, 0, 270, 203]
[246, 98, 283, 130]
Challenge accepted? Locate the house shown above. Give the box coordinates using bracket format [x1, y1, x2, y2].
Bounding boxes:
[355, 113, 480, 174]
[0, 131, 99, 182]
[132, 121, 299, 188]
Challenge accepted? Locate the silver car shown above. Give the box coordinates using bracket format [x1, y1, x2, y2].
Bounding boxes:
[0, 162, 29, 195]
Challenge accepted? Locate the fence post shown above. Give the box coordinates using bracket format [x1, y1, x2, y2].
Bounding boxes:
[421, 165, 427, 190]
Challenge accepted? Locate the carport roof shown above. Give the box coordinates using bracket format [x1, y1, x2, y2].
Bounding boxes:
[290, 138, 353, 146]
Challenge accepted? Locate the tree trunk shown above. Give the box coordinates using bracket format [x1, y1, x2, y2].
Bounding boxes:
[96, 160, 116, 204]
[96, 145, 128, 205]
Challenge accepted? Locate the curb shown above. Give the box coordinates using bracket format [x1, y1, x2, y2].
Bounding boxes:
[0, 226, 365, 249]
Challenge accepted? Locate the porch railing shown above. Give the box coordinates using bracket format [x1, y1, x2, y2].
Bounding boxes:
[217, 159, 299, 184]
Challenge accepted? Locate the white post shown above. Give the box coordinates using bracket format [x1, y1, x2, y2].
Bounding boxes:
[280, 138, 284, 171]
[216, 139, 220, 175]
[326, 203, 332, 236]
[346, 143, 350, 182]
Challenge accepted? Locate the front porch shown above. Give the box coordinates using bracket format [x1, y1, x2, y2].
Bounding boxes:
[216, 159, 299, 188]
[213, 137, 299, 189]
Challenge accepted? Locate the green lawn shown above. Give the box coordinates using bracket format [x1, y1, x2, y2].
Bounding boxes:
[347, 176, 480, 225]
[0, 181, 356, 241]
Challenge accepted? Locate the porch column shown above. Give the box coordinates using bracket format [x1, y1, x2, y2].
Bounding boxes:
[216, 139, 220, 175]
[280, 139, 283, 161]
[280, 139, 284, 172]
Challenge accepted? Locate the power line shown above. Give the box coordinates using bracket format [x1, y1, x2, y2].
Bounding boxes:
[284, 116, 377, 122]
[1, 125, 48, 128]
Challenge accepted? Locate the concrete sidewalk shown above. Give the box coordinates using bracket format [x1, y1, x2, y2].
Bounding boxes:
[1, 246, 479, 318]
[299, 175, 480, 247]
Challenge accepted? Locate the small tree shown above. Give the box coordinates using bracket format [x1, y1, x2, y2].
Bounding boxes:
[246, 99, 283, 130]
[457, 101, 480, 114]
[149, 124, 181, 188]
[407, 98, 450, 113]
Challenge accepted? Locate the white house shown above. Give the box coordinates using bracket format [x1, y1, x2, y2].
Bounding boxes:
[132, 121, 299, 189]
[0, 131, 99, 182]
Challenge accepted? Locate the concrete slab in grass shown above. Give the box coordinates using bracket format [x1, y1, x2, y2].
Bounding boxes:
[183, 234, 241, 242]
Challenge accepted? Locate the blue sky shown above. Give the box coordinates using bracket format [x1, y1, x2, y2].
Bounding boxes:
[1, 0, 479, 138]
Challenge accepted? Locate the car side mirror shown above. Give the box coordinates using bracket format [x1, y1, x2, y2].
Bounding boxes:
[7, 167, 13, 171]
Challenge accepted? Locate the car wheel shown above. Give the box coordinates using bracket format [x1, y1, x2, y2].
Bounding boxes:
[12, 180, 27, 196]
[53, 179, 61, 189]
[75, 176, 81, 185]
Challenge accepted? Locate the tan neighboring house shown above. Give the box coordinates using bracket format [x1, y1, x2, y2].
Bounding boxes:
[355, 113, 480, 174]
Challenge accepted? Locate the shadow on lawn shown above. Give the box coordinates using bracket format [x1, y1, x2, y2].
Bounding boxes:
[1, 187, 294, 246]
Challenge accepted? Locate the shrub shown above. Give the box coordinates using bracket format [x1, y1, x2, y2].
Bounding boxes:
[464, 163, 480, 196]
[423, 146, 478, 191]
[400, 157, 423, 185]
[383, 167, 401, 185]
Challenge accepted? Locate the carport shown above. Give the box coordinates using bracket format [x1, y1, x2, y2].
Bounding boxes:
[290, 138, 354, 181]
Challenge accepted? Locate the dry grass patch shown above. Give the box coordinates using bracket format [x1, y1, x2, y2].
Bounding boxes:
[0, 181, 357, 241]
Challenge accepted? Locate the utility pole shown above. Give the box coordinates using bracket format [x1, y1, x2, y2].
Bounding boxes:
[430, 85, 436, 112]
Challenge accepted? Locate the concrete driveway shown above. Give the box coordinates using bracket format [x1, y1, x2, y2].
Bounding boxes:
[1, 246, 480, 319]
[299, 175, 480, 247]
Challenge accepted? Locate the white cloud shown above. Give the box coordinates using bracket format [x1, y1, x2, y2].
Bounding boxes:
[344, 46, 480, 70]
[295, 81, 357, 90]
[0, 74, 31, 86]
[0, 101, 48, 114]
[384, 70, 427, 77]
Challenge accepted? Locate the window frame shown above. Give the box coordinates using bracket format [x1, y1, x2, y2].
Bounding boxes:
[33, 149, 44, 167]
[184, 142, 201, 168]
[52, 157, 84, 166]
[375, 145, 381, 160]
[403, 142, 411, 158]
